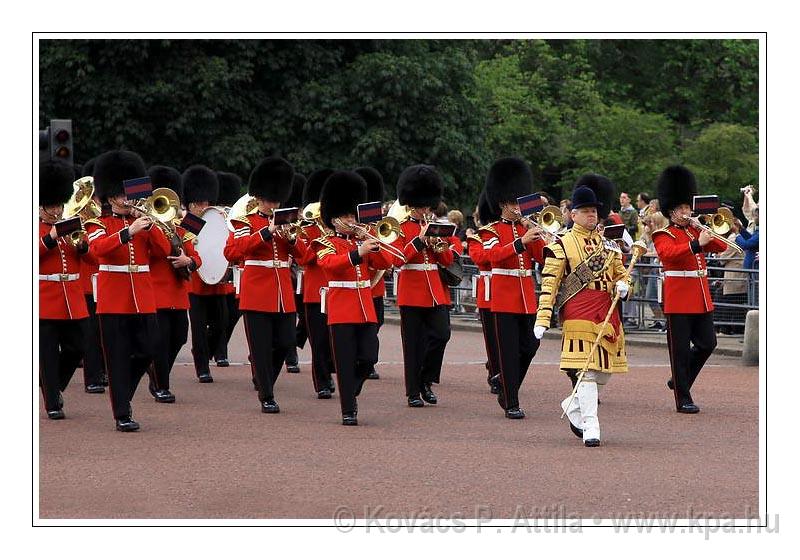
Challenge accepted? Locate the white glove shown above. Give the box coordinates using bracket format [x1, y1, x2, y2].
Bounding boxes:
[615, 280, 629, 299]
[533, 325, 547, 339]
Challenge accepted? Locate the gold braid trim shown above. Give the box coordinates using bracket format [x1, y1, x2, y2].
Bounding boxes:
[535, 241, 567, 328]
[478, 222, 499, 237]
[82, 218, 105, 229]
[651, 227, 675, 240]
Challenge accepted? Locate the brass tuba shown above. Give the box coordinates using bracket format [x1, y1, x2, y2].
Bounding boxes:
[63, 176, 101, 246]
[226, 193, 258, 231]
[386, 200, 411, 223]
[302, 202, 321, 221]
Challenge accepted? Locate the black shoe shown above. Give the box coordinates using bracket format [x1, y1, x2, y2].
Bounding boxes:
[490, 384, 500, 395]
[367, 370, 380, 380]
[100, 374, 109, 387]
[505, 407, 525, 419]
[342, 414, 358, 426]
[569, 421, 583, 439]
[47, 409, 65, 420]
[85, 384, 105, 394]
[677, 403, 700, 414]
[327, 378, 336, 394]
[197, 373, 214, 383]
[261, 400, 280, 413]
[421, 384, 438, 404]
[154, 389, 176, 403]
[317, 388, 332, 399]
[286, 363, 300, 374]
[667, 379, 674, 390]
[115, 416, 140, 432]
[215, 358, 230, 368]
[408, 395, 424, 408]
[584, 438, 601, 447]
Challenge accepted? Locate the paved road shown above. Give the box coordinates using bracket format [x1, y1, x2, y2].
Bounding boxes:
[39, 322, 758, 520]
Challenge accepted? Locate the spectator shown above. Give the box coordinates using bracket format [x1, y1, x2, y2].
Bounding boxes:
[619, 191, 639, 239]
[448, 209, 467, 243]
[637, 192, 651, 217]
[715, 218, 747, 335]
[560, 199, 573, 229]
[736, 204, 759, 307]
[648, 198, 660, 215]
[641, 212, 668, 331]
[741, 185, 758, 233]
[433, 201, 448, 219]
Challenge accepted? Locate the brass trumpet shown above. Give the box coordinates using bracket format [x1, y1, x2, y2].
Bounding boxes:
[685, 208, 743, 255]
[63, 176, 101, 246]
[334, 218, 407, 261]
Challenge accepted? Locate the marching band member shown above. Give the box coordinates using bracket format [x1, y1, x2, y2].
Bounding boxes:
[294, 168, 337, 398]
[483, 157, 547, 419]
[314, 171, 393, 425]
[146, 165, 201, 403]
[213, 171, 244, 368]
[535, 178, 631, 447]
[223, 157, 306, 414]
[284, 172, 306, 374]
[185, 165, 224, 383]
[354, 167, 387, 381]
[652, 166, 728, 414]
[467, 190, 501, 394]
[86, 150, 173, 432]
[389, 165, 452, 408]
[39, 161, 89, 419]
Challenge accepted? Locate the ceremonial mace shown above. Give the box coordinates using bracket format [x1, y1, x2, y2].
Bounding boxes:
[560, 240, 648, 419]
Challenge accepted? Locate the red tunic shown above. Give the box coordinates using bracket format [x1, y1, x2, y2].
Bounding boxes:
[39, 222, 89, 320]
[223, 212, 306, 313]
[652, 224, 728, 314]
[484, 220, 546, 314]
[296, 222, 328, 304]
[79, 250, 98, 296]
[149, 226, 202, 311]
[389, 219, 454, 307]
[315, 234, 392, 325]
[86, 215, 172, 314]
[467, 232, 492, 310]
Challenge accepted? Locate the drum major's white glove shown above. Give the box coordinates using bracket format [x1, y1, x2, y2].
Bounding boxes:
[533, 325, 547, 339]
[615, 280, 629, 299]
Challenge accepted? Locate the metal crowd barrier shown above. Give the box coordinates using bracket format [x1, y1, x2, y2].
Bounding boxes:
[383, 256, 759, 333]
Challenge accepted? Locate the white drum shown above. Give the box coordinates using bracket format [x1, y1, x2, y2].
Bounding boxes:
[195, 206, 230, 284]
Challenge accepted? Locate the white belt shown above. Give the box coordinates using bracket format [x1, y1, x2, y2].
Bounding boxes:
[328, 280, 370, 289]
[472, 271, 492, 300]
[39, 273, 79, 282]
[491, 268, 532, 277]
[401, 263, 438, 271]
[244, 259, 290, 268]
[663, 270, 707, 278]
[99, 264, 150, 273]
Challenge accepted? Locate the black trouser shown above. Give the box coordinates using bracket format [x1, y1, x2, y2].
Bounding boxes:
[666, 312, 717, 407]
[371, 296, 385, 373]
[242, 311, 295, 402]
[330, 323, 378, 416]
[399, 305, 451, 397]
[214, 293, 240, 361]
[478, 308, 500, 382]
[493, 312, 541, 410]
[151, 308, 189, 391]
[189, 294, 227, 376]
[304, 302, 335, 391]
[39, 319, 85, 411]
[294, 291, 307, 349]
[82, 295, 105, 386]
[98, 313, 159, 420]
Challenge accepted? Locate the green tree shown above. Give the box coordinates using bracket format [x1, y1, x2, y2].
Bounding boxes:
[683, 122, 758, 202]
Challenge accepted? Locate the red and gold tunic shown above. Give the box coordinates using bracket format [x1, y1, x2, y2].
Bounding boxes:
[467, 230, 493, 310]
[149, 226, 202, 311]
[39, 221, 89, 320]
[389, 218, 454, 307]
[295, 221, 328, 304]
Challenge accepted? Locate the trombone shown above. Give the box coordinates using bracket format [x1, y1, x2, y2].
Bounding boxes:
[63, 176, 101, 246]
[685, 207, 743, 255]
[124, 187, 182, 239]
[333, 217, 406, 262]
[510, 205, 564, 243]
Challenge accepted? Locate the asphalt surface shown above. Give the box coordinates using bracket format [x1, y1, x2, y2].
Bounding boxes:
[39, 321, 758, 520]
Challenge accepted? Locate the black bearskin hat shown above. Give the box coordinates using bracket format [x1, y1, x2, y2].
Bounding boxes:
[93, 150, 147, 202]
[355, 167, 385, 203]
[320, 171, 368, 230]
[40, 160, 75, 207]
[248, 156, 294, 203]
[303, 168, 335, 206]
[573, 173, 614, 220]
[73, 163, 84, 180]
[485, 157, 533, 209]
[216, 172, 243, 207]
[82, 157, 96, 177]
[148, 165, 183, 201]
[286, 173, 306, 208]
[477, 190, 500, 226]
[396, 164, 444, 208]
[182, 165, 219, 205]
[657, 165, 697, 215]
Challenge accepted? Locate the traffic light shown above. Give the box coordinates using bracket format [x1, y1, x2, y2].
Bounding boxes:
[49, 119, 73, 167]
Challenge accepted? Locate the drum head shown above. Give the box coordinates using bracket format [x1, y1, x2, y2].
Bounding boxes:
[195, 207, 230, 284]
